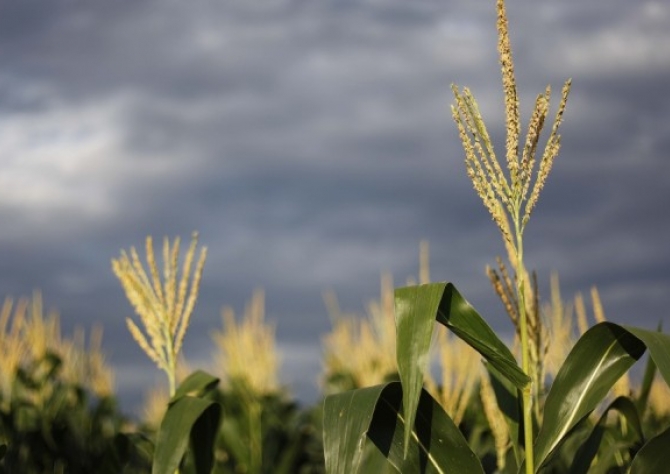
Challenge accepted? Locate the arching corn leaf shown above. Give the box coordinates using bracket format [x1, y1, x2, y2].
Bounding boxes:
[323, 382, 483, 474]
[534, 322, 647, 469]
[630, 425, 670, 474]
[172, 370, 219, 400]
[569, 396, 644, 474]
[394, 283, 528, 456]
[621, 325, 670, 389]
[153, 395, 222, 474]
[434, 284, 529, 388]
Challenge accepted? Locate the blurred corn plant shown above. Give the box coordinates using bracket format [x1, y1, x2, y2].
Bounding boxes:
[321, 273, 397, 394]
[322, 0, 670, 472]
[646, 374, 670, 423]
[210, 289, 324, 474]
[0, 293, 129, 473]
[212, 289, 280, 396]
[480, 370, 511, 471]
[424, 330, 480, 427]
[0, 292, 114, 408]
[210, 289, 277, 474]
[321, 241, 432, 394]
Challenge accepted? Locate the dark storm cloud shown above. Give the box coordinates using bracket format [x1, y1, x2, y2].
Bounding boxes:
[1, 0, 669, 412]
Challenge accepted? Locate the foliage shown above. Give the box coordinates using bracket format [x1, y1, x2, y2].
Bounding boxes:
[0, 352, 130, 474]
[451, 0, 571, 468]
[321, 272, 399, 394]
[0, 293, 127, 473]
[212, 383, 325, 474]
[151, 371, 221, 474]
[321, 1, 670, 473]
[1, 1, 668, 473]
[323, 283, 670, 473]
[123, 271, 324, 474]
[0, 293, 114, 405]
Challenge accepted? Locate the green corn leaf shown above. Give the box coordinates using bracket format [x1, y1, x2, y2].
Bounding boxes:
[152, 395, 222, 474]
[434, 284, 529, 389]
[152, 370, 221, 473]
[636, 352, 657, 417]
[323, 382, 483, 474]
[395, 284, 445, 456]
[367, 383, 483, 474]
[569, 396, 644, 474]
[629, 425, 670, 474]
[534, 322, 647, 469]
[114, 432, 154, 470]
[358, 443, 401, 474]
[394, 283, 529, 457]
[621, 325, 670, 389]
[172, 370, 219, 400]
[323, 384, 383, 474]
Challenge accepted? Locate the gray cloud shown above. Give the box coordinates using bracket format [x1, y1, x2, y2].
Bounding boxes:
[1, 0, 669, 413]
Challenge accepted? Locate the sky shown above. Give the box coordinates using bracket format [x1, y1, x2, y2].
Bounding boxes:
[1, 0, 669, 415]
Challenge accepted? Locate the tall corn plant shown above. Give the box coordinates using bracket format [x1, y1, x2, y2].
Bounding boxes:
[113, 233, 221, 474]
[322, 1, 670, 472]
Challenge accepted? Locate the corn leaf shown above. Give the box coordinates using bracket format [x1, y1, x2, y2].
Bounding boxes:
[629, 425, 670, 474]
[172, 370, 219, 400]
[395, 284, 444, 456]
[323, 382, 483, 474]
[394, 283, 529, 456]
[621, 325, 670, 389]
[152, 395, 222, 474]
[568, 396, 644, 474]
[323, 384, 383, 474]
[533, 322, 647, 469]
[113, 432, 154, 469]
[434, 284, 529, 388]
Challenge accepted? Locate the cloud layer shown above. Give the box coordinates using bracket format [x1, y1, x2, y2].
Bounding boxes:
[1, 0, 669, 412]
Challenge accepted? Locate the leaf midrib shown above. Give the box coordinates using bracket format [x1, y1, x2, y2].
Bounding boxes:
[543, 336, 621, 459]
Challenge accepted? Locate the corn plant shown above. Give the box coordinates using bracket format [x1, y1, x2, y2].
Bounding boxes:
[210, 289, 280, 474]
[112, 233, 207, 397]
[322, 1, 670, 472]
[321, 273, 398, 394]
[0, 294, 128, 473]
[112, 234, 221, 474]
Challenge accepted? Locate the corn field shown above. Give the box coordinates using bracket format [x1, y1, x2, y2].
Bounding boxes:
[1, 1, 669, 472]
